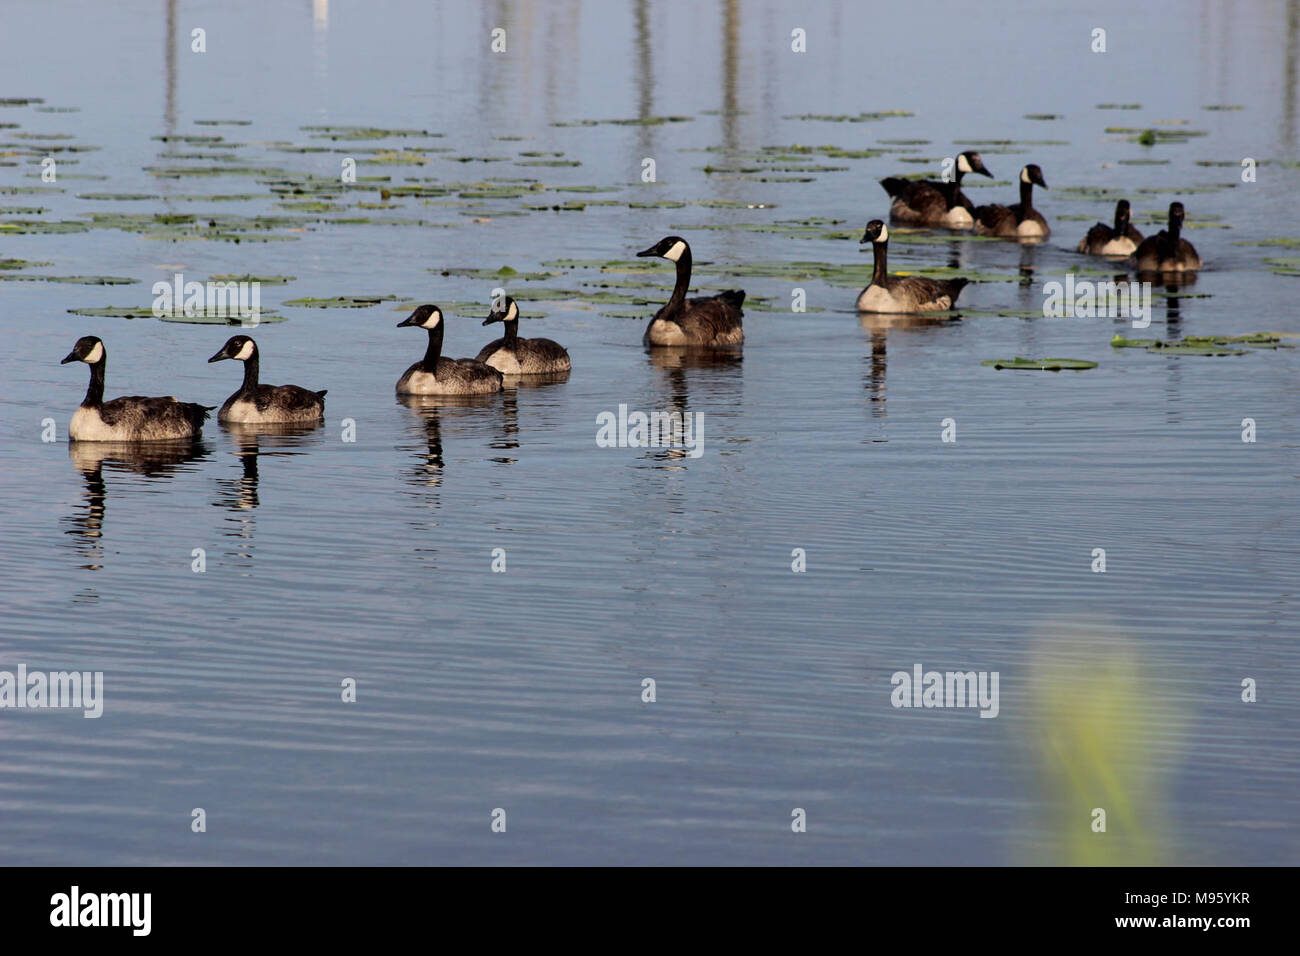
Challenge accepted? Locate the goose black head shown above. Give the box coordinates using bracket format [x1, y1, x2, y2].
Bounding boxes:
[1168, 202, 1186, 227]
[483, 296, 520, 326]
[398, 304, 443, 329]
[208, 334, 257, 363]
[1114, 199, 1132, 227]
[860, 220, 889, 245]
[1020, 164, 1048, 188]
[61, 335, 105, 365]
[636, 235, 690, 263]
[957, 151, 993, 178]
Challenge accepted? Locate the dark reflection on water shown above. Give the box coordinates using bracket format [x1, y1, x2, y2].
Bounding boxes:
[62, 440, 210, 568]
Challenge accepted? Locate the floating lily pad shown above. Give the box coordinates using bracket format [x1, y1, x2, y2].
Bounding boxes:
[160, 311, 284, 325]
[76, 192, 159, 200]
[436, 266, 563, 281]
[783, 111, 913, 122]
[0, 274, 137, 284]
[1152, 344, 1247, 356]
[144, 165, 290, 178]
[67, 305, 283, 324]
[282, 295, 396, 308]
[208, 274, 296, 285]
[1111, 332, 1278, 354]
[0, 219, 90, 234]
[982, 357, 1097, 371]
[551, 115, 693, 127]
[0, 257, 50, 269]
[302, 125, 442, 140]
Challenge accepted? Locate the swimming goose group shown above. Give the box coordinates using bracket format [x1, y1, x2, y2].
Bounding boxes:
[59, 166, 1207, 440]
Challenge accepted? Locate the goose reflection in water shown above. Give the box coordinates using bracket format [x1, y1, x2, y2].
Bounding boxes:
[639, 349, 743, 464]
[215, 422, 324, 514]
[397, 392, 505, 484]
[63, 440, 209, 572]
[858, 312, 960, 424]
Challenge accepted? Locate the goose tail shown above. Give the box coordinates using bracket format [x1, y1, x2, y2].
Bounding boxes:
[879, 177, 910, 199]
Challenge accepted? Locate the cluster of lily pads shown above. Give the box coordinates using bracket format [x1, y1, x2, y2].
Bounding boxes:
[1, 95, 1295, 371]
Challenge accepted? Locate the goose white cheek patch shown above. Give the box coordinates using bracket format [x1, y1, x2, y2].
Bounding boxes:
[1021, 167, 1031, 183]
[425, 311, 442, 328]
[877, 224, 890, 243]
[506, 301, 519, 321]
[84, 341, 104, 364]
[957, 154, 972, 174]
[663, 240, 687, 262]
[233, 340, 255, 361]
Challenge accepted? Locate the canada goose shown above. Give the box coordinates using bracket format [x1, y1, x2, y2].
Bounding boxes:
[1077, 199, 1143, 256]
[879, 151, 993, 228]
[61, 336, 210, 442]
[856, 220, 969, 313]
[636, 236, 745, 347]
[396, 304, 503, 395]
[476, 296, 571, 374]
[207, 335, 326, 424]
[1134, 202, 1201, 272]
[974, 164, 1050, 240]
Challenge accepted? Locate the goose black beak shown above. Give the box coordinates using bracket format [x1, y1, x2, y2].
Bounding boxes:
[978, 166, 994, 178]
[859, 231, 872, 244]
[635, 246, 658, 258]
[396, 315, 418, 328]
[482, 313, 504, 326]
[207, 349, 228, 363]
[60, 351, 77, 364]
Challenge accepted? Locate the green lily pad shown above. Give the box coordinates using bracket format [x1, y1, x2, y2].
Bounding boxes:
[76, 192, 159, 200]
[301, 125, 441, 140]
[982, 357, 1098, 371]
[208, 274, 296, 285]
[0, 219, 90, 234]
[283, 295, 396, 308]
[1152, 345, 1247, 356]
[0, 274, 136, 284]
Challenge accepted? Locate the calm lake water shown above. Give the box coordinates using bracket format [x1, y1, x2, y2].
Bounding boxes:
[0, 0, 1296, 865]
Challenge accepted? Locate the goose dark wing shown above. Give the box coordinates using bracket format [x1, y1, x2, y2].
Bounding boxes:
[891, 275, 968, 308]
[100, 395, 209, 433]
[254, 384, 325, 413]
[521, 337, 570, 363]
[678, 292, 745, 343]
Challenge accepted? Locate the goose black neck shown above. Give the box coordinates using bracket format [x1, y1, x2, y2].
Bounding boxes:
[667, 248, 693, 315]
[1113, 209, 1126, 234]
[82, 358, 105, 408]
[239, 352, 260, 396]
[502, 317, 519, 346]
[1018, 178, 1035, 215]
[953, 166, 966, 187]
[871, 239, 888, 286]
[1167, 213, 1181, 244]
[423, 323, 445, 365]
